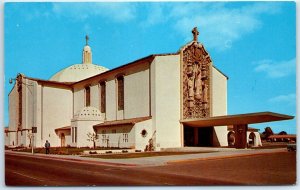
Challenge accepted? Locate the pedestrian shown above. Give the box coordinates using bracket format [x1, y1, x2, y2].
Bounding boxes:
[45, 140, 50, 154]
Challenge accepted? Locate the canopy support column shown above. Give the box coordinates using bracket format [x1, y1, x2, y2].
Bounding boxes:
[234, 124, 248, 149]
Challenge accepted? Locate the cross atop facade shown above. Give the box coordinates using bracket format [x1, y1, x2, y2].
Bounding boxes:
[192, 27, 199, 42]
[85, 35, 89, 45]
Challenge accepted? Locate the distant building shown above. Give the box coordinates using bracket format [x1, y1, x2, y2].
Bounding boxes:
[5, 28, 293, 150]
[267, 135, 296, 142]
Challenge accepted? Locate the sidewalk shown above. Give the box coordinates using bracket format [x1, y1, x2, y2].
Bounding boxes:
[5, 148, 287, 167]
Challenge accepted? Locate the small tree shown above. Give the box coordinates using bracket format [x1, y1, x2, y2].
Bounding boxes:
[87, 132, 99, 149]
[278, 131, 287, 135]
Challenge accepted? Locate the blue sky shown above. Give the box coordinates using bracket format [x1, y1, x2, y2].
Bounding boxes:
[4, 2, 296, 134]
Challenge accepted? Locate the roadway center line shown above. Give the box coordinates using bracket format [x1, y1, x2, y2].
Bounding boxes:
[10, 170, 45, 182]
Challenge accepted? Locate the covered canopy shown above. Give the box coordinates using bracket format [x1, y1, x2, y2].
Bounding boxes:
[181, 112, 294, 127]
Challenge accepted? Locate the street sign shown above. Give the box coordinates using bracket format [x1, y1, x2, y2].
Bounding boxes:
[32, 127, 37, 133]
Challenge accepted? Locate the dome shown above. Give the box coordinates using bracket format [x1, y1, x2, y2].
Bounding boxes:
[50, 63, 108, 82]
[50, 35, 108, 82]
[73, 106, 103, 120]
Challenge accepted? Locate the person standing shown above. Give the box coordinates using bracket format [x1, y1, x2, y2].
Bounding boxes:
[45, 140, 50, 154]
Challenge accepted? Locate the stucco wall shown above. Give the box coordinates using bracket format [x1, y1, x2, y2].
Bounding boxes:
[72, 120, 100, 147]
[124, 64, 150, 119]
[151, 55, 181, 150]
[73, 87, 85, 116]
[95, 125, 135, 148]
[106, 80, 117, 121]
[41, 86, 73, 147]
[211, 67, 228, 146]
[90, 84, 99, 109]
[8, 85, 18, 146]
[134, 119, 153, 151]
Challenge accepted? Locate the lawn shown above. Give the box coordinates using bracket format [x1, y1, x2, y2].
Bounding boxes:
[12, 147, 128, 155]
[82, 151, 216, 159]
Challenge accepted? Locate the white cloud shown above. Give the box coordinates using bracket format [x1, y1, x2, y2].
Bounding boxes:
[254, 58, 296, 78]
[141, 2, 282, 51]
[268, 93, 296, 105]
[52, 3, 137, 22]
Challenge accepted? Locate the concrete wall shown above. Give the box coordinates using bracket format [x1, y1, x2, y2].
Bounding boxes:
[134, 119, 153, 151]
[90, 84, 99, 109]
[73, 86, 85, 115]
[41, 86, 73, 147]
[124, 64, 150, 119]
[151, 55, 181, 150]
[95, 125, 135, 148]
[211, 67, 228, 146]
[73, 63, 151, 122]
[105, 79, 117, 121]
[71, 120, 100, 147]
[8, 85, 18, 146]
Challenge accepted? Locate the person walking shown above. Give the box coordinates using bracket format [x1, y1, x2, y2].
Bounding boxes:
[45, 140, 50, 154]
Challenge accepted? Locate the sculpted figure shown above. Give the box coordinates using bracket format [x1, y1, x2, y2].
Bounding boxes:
[187, 64, 195, 100]
[203, 83, 209, 103]
[194, 64, 202, 100]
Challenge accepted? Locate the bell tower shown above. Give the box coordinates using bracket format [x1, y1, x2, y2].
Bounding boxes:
[82, 35, 92, 64]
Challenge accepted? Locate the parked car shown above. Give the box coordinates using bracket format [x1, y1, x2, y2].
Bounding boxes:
[287, 144, 296, 152]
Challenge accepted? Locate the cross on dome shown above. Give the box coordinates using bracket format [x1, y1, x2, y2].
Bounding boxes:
[85, 35, 89, 45]
[192, 27, 199, 42]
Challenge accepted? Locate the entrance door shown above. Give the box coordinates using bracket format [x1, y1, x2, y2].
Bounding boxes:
[184, 126, 213, 147]
[198, 127, 213, 146]
[61, 133, 65, 147]
[184, 126, 194, 146]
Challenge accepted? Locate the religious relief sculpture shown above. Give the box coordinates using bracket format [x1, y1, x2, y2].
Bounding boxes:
[182, 27, 212, 119]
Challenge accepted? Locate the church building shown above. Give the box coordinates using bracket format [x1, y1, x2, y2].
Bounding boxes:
[5, 27, 293, 151]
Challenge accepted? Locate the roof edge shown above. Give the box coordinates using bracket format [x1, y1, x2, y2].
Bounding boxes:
[72, 53, 179, 85]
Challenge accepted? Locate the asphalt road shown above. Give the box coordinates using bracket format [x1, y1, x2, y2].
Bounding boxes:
[5, 151, 296, 186]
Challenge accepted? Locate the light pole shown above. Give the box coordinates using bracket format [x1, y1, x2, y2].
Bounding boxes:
[9, 74, 35, 152]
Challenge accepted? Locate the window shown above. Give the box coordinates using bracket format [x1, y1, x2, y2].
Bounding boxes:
[85, 86, 90, 107]
[72, 127, 77, 143]
[75, 127, 77, 143]
[123, 133, 128, 143]
[117, 76, 124, 110]
[100, 82, 106, 113]
[101, 130, 107, 144]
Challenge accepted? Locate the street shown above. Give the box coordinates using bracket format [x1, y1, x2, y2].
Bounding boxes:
[5, 151, 296, 186]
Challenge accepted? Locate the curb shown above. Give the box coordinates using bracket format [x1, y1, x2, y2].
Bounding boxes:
[167, 149, 287, 164]
[5, 151, 137, 167]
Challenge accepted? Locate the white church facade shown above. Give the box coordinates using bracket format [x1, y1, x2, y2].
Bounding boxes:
[6, 28, 293, 151]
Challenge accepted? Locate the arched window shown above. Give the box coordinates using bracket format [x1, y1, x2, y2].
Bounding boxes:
[117, 76, 124, 110]
[85, 86, 90, 107]
[100, 82, 106, 113]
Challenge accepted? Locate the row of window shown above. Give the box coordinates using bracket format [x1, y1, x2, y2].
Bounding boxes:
[84, 76, 124, 112]
[100, 133, 129, 144]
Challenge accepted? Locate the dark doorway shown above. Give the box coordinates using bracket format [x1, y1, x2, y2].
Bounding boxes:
[184, 126, 213, 147]
[184, 126, 194, 146]
[198, 127, 213, 146]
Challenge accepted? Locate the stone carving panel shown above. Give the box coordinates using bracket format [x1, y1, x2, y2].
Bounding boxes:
[182, 42, 211, 119]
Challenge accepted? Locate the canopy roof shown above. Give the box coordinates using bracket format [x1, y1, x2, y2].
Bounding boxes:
[93, 116, 151, 129]
[181, 112, 294, 127]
